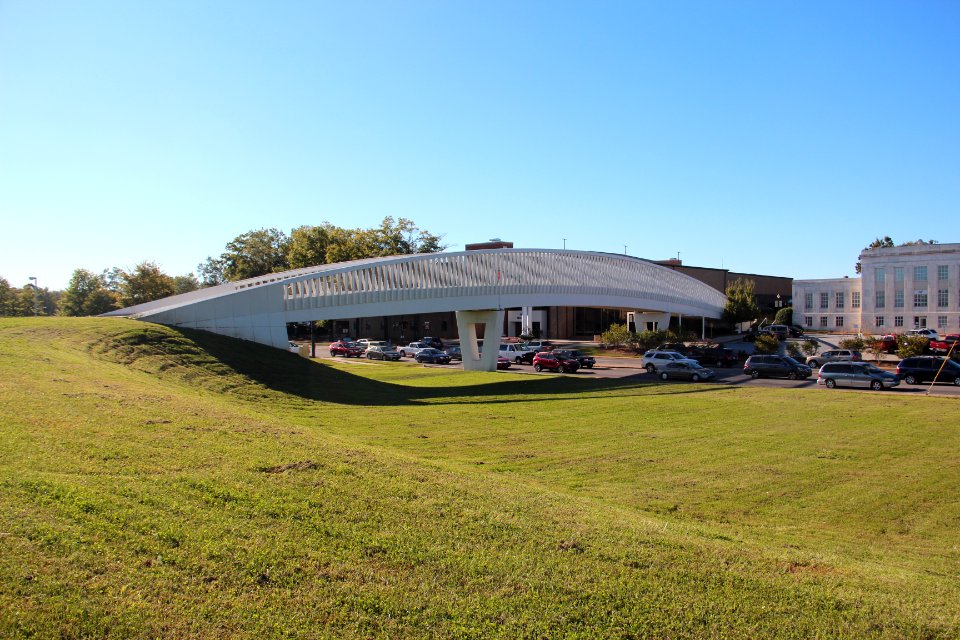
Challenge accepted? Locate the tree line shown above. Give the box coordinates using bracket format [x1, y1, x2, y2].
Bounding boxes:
[0, 217, 444, 317]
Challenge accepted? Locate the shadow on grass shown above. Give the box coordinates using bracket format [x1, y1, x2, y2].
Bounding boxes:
[139, 326, 733, 407]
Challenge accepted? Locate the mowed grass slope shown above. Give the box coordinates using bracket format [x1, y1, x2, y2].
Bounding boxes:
[0, 318, 957, 638]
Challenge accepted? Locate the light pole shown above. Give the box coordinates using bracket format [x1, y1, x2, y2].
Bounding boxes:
[28, 276, 39, 316]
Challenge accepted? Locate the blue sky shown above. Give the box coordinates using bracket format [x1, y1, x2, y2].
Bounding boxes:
[1, 1, 958, 290]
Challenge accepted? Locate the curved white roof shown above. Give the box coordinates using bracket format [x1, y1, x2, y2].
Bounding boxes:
[106, 248, 726, 349]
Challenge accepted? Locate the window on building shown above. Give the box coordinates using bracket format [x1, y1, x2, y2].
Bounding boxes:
[895, 316, 904, 327]
[804, 316, 813, 327]
[914, 266, 928, 282]
[938, 265, 949, 281]
[876, 291, 885, 308]
[914, 290, 928, 308]
[804, 292, 813, 310]
[875, 268, 885, 284]
[938, 315, 948, 329]
[875, 316, 885, 327]
[895, 290, 904, 308]
[820, 292, 829, 309]
[894, 267, 904, 283]
[835, 316, 844, 328]
[835, 292, 844, 308]
[938, 289, 949, 307]
[820, 316, 828, 328]
[852, 291, 860, 308]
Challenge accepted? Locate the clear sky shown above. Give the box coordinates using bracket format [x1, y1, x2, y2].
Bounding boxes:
[1, 1, 958, 291]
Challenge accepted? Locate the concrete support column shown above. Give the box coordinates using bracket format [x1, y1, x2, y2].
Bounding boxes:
[521, 306, 532, 336]
[456, 309, 504, 372]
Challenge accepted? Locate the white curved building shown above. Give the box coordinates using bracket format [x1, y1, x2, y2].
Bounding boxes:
[106, 248, 727, 371]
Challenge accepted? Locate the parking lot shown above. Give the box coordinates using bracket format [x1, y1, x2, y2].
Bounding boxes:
[304, 342, 960, 397]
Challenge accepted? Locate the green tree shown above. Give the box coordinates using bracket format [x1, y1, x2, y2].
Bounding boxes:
[722, 278, 760, 328]
[774, 306, 793, 325]
[173, 273, 200, 295]
[61, 269, 119, 316]
[203, 228, 290, 283]
[753, 334, 780, 354]
[119, 262, 175, 307]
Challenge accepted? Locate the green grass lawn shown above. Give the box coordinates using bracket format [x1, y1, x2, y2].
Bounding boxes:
[1, 317, 958, 638]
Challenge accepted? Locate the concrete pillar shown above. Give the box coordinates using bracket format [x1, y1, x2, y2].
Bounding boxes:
[455, 309, 504, 372]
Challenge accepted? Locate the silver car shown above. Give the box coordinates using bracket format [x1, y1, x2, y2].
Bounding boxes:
[817, 362, 899, 391]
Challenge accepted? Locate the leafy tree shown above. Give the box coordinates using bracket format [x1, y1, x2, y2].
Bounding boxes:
[855, 236, 895, 274]
[201, 228, 290, 283]
[61, 269, 119, 316]
[752, 334, 780, 354]
[119, 262, 175, 307]
[173, 273, 200, 295]
[774, 306, 793, 326]
[897, 335, 929, 359]
[600, 323, 631, 348]
[722, 278, 760, 328]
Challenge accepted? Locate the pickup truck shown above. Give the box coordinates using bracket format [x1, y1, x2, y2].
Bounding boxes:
[928, 334, 960, 355]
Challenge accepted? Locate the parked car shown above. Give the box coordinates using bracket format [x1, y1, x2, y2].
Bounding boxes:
[928, 334, 960, 355]
[743, 355, 812, 380]
[806, 349, 862, 368]
[421, 336, 444, 349]
[523, 340, 555, 353]
[657, 361, 716, 382]
[414, 348, 452, 364]
[689, 346, 737, 368]
[896, 356, 960, 385]
[499, 343, 538, 364]
[553, 349, 596, 369]
[365, 345, 401, 361]
[496, 356, 512, 370]
[399, 342, 430, 358]
[532, 351, 580, 373]
[764, 324, 790, 340]
[444, 346, 463, 361]
[817, 362, 900, 390]
[329, 341, 366, 357]
[641, 350, 697, 374]
[907, 328, 939, 341]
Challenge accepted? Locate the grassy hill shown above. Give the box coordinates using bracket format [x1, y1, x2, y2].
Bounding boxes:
[1, 317, 958, 638]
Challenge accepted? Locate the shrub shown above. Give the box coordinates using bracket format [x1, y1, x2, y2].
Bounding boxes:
[753, 334, 780, 354]
[786, 341, 803, 359]
[839, 336, 866, 351]
[897, 335, 929, 359]
[801, 339, 819, 357]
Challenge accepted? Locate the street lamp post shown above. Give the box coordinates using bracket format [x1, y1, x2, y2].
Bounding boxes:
[28, 276, 39, 316]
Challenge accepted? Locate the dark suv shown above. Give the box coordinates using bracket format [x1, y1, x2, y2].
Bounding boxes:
[743, 355, 813, 380]
[896, 356, 960, 386]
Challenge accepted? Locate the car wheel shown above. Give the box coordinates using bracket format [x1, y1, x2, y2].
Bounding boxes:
[750, 370, 760, 379]
[646, 364, 656, 374]
[870, 380, 883, 391]
[660, 372, 669, 380]
[691, 373, 700, 382]
[905, 375, 918, 385]
[825, 379, 836, 389]
[534, 364, 543, 372]
[787, 372, 797, 380]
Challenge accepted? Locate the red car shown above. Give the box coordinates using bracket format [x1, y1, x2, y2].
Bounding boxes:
[532, 351, 580, 373]
[329, 341, 365, 357]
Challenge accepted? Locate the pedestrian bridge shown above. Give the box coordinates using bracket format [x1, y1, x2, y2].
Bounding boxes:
[105, 249, 727, 371]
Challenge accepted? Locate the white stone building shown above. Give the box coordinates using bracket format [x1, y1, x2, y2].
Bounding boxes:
[793, 243, 960, 335]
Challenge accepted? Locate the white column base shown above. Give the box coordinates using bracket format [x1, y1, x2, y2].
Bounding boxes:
[456, 309, 504, 372]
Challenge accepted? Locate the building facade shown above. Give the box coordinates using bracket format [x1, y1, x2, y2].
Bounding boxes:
[793, 243, 960, 334]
